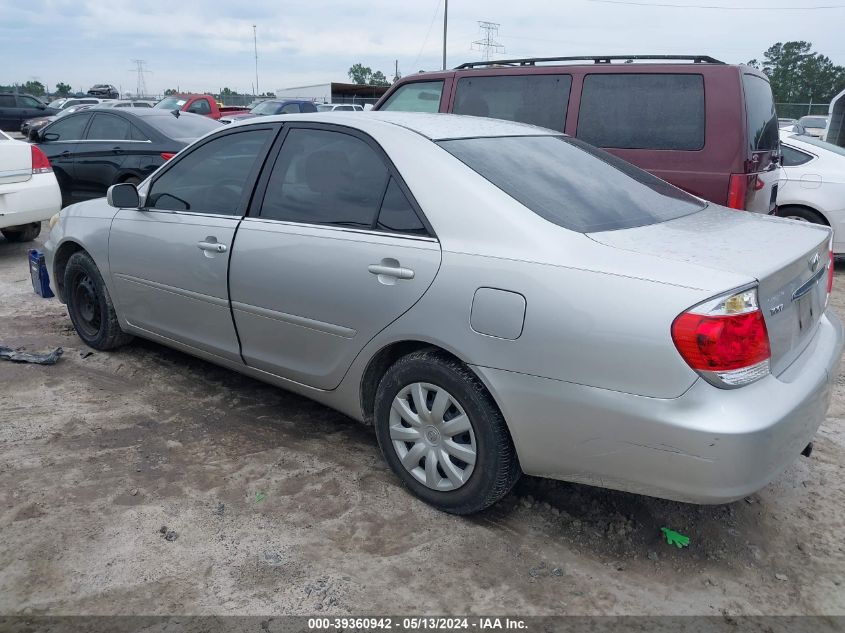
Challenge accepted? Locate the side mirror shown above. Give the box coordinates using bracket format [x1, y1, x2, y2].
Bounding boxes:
[107, 183, 140, 209]
[37, 103, 46, 110]
[31, 129, 44, 142]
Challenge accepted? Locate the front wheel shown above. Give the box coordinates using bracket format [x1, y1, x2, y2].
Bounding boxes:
[64, 251, 133, 350]
[374, 350, 521, 515]
[1, 222, 41, 242]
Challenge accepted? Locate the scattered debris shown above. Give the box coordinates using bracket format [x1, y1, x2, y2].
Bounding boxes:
[775, 573, 789, 582]
[551, 567, 563, 577]
[661, 527, 690, 548]
[80, 351, 94, 359]
[0, 346, 63, 365]
[213, 503, 225, 517]
[255, 492, 267, 503]
[648, 551, 659, 562]
[129, 488, 139, 496]
[745, 496, 757, 504]
[158, 525, 178, 542]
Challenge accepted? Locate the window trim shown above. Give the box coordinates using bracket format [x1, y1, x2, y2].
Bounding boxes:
[142, 123, 281, 218]
[246, 122, 437, 239]
[575, 72, 707, 152]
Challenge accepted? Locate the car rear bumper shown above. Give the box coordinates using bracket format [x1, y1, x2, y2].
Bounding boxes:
[473, 309, 843, 504]
[0, 173, 61, 230]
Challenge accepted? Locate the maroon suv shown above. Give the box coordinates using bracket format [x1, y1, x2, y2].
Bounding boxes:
[374, 55, 781, 213]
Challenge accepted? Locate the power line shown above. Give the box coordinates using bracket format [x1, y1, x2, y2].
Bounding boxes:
[412, 0, 442, 72]
[128, 59, 151, 98]
[587, 0, 845, 9]
[471, 21, 505, 61]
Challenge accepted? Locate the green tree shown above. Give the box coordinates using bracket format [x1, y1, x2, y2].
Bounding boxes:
[55, 82, 73, 97]
[22, 80, 45, 96]
[348, 63, 373, 85]
[370, 70, 390, 87]
[759, 41, 845, 104]
[219, 87, 239, 96]
[163, 88, 179, 95]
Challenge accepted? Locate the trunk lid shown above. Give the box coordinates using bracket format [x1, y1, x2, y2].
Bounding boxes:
[0, 138, 32, 185]
[588, 206, 832, 376]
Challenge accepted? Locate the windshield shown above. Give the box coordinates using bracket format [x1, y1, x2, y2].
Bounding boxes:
[145, 113, 222, 141]
[800, 117, 827, 128]
[316, 104, 334, 112]
[438, 135, 705, 233]
[252, 101, 280, 114]
[48, 99, 65, 108]
[155, 97, 188, 110]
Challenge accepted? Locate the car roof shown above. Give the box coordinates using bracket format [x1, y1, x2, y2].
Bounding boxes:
[236, 111, 560, 140]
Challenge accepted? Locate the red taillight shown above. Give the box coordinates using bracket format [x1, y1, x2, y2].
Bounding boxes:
[672, 288, 771, 387]
[161, 152, 176, 161]
[672, 311, 770, 371]
[727, 174, 747, 210]
[31, 145, 52, 174]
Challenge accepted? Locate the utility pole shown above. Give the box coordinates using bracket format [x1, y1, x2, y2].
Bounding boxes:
[253, 25, 259, 96]
[129, 60, 150, 98]
[471, 22, 505, 62]
[442, 0, 448, 70]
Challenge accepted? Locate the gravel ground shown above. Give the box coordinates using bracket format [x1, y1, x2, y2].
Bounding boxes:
[1, 225, 843, 616]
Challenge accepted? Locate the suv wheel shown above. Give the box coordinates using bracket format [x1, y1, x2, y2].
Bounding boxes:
[374, 350, 521, 514]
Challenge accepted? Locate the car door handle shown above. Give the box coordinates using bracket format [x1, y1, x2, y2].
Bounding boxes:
[197, 241, 228, 253]
[60, 151, 71, 157]
[112, 146, 123, 154]
[368, 264, 414, 280]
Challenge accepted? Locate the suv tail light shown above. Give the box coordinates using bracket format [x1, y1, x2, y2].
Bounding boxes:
[727, 174, 747, 210]
[31, 145, 52, 174]
[671, 288, 771, 388]
[161, 152, 176, 161]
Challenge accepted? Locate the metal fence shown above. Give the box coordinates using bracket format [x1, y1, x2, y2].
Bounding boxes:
[775, 102, 829, 119]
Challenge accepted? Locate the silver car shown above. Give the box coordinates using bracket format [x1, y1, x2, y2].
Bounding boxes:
[44, 112, 842, 514]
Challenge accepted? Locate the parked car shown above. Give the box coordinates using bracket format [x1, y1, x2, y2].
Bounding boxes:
[22, 103, 99, 139]
[94, 100, 155, 109]
[87, 84, 119, 99]
[43, 112, 841, 514]
[798, 115, 829, 138]
[375, 55, 782, 214]
[50, 97, 106, 110]
[33, 109, 221, 205]
[154, 94, 248, 120]
[0, 93, 58, 132]
[316, 103, 365, 112]
[220, 99, 318, 123]
[0, 129, 61, 242]
[778, 130, 845, 253]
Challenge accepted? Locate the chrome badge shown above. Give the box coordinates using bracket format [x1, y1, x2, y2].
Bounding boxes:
[770, 304, 784, 316]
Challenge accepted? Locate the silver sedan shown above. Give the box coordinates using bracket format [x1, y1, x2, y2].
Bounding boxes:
[44, 112, 843, 514]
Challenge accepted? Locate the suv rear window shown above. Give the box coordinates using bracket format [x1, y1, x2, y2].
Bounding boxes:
[453, 74, 571, 132]
[438, 135, 705, 233]
[380, 81, 444, 113]
[742, 74, 779, 152]
[577, 73, 705, 150]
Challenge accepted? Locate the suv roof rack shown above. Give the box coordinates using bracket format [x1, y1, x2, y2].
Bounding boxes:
[454, 55, 725, 69]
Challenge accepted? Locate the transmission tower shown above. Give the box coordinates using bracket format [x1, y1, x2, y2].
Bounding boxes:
[129, 59, 151, 98]
[471, 21, 505, 61]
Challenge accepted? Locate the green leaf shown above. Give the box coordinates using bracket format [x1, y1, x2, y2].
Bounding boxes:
[660, 527, 690, 548]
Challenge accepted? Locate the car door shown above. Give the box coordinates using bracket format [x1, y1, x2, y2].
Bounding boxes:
[107, 124, 277, 361]
[229, 124, 441, 390]
[16, 95, 46, 127]
[74, 112, 137, 198]
[0, 95, 15, 131]
[38, 112, 92, 203]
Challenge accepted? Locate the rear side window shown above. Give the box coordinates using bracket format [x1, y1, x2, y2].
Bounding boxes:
[259, 128, 389, 228]
[453, 75, 571, 132]
[147, 129, 271, 215]
[577, 74, 705, 150]
[742, 74, 778, 152]
[781, 145, 813, 167]
[0, 95, 14, 107]
[377, 178, 427, 235]
[439, 135, 705, 233]
[44, 114, 90, 141]
[380, 81, 444, 113]
[87, 114, 131, 140]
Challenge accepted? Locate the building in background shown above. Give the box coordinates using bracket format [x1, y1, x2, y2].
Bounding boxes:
[274, 82, 389, 107]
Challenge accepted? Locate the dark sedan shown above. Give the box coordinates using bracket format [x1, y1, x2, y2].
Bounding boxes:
[219, 99, 317, 123]
[33, 109, 221, 205]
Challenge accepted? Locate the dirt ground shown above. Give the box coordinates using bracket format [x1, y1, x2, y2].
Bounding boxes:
[1, 226, 844, 617]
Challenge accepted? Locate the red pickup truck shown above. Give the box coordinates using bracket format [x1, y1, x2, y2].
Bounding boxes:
[153, 94, 248, 120]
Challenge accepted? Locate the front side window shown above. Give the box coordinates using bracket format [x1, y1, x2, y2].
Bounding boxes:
[259, 128, 389, 228]
[280, 103, 300, 114]
[0, 95, 15, 107]
[379, 81, 444, 113]
[187, 99, 211, 115]
[577, 73, 705, 150]
[147, 129, 271, 215]
[44, 114, 90, 141]
[87, 114, 131, 140]
[453, 74, 571, 132]
[439, 135, 705, 233]
[781, 145, 814, 167]
[19, 96, 41, 108]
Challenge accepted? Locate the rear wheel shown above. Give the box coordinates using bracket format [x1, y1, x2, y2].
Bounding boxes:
[64, 251, 133, 350]
[1, 222, 41, 242]
[776, 206, 828, 226]
[374, 350, 521, 514]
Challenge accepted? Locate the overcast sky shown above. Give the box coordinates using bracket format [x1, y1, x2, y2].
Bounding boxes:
[2, 0, 844, 96]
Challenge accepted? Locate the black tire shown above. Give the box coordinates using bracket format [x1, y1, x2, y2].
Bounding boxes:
[1, 222, 41, 242]
[374, 349, 521, 515]
[776, 206, 828, 226]
[64, 251, 133, 350]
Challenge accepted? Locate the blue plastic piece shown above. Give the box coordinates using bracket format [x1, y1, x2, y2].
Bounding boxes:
[28, 249, 54, 298]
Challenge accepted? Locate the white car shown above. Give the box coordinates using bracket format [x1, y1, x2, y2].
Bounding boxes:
[797, 115, 829, 139]
[316, 103, 364, 112]
[778, 130, 845, 253]
[0, 129, 61, 242]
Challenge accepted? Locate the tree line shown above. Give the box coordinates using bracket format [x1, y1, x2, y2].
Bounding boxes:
[748, 41, 845, 104]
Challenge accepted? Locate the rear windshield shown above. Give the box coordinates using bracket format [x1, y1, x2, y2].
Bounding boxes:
[799, 117, 827, 128]
[742, 74, 779, 152]
[145, 113, 222, 141]
[438, 135, 705, 233]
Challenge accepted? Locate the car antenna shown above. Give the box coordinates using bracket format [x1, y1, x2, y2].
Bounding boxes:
[171, 109, 180, 118]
